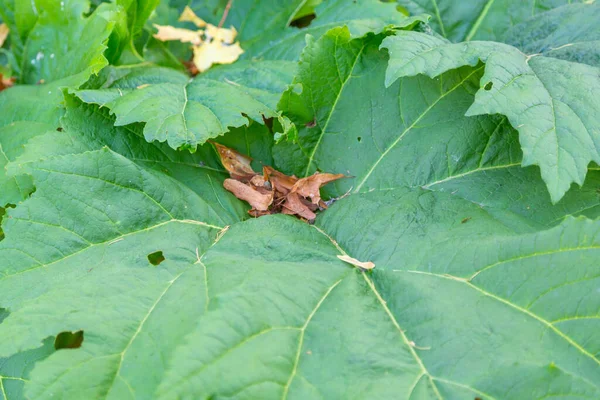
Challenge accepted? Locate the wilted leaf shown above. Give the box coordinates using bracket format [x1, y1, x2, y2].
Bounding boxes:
[263, 165, 297, 195]
[282, 192, 317, 220]
[213, 142, 256, 181]
[215, 143, 342, 221]
[223, 178, 273, 210]
[292, 172, 345, 205]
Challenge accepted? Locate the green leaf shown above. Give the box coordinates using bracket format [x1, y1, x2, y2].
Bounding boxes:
[193, 0, 427, 61]
[397, 0, 585, 42]
[2, 25, 600, 399]
[0, 84, 63, 206]
[381, 26, 600, 203]
[277, 27, 600, 226]
[502, 2, 600, 67]
[10, 0, 120, 86]
[8, 95, 250, 225]
[75, 61, 296, 150]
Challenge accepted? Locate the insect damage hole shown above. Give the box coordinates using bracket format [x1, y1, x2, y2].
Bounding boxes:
[147, 250, 165, 266]
[483, 81, 493, 90]
[54, 330, 84, 350]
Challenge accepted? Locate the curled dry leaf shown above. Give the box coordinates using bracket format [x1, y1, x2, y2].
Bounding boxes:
[292, 172, 345, 206]
[213, 142, 256, 181]
[263, 166, 297, 195]
[282, 192, 317, 220]
[215, 143, 345, 222]
[223, 179, 273, 211]
[337, 255, 375, 270]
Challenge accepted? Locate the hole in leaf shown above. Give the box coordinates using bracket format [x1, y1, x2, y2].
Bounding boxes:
[484, 81, 493, 91]
[148, 250, 165, 266]
[54, 330, 84, 350]
[0, 308, 9, 324]
[357, 137, 362, 142]
[290, 14, 316, 28]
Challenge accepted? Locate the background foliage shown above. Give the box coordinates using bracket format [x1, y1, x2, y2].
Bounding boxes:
[1, 0, 600, 399]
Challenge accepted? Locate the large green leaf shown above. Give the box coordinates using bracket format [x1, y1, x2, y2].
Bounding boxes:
[75, 62, 296, 150]
[396, 0, 584, 42]
[381, 14, 600, 203]
[2, 26, 600, 399]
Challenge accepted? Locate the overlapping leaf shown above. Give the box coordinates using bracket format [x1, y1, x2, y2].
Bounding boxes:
[381, 2, 600, 202]
[193, 0, 428, 61]
[396, 0, 586, 42]
[75, 62, 296, 150]
[1, 25, 600, 400]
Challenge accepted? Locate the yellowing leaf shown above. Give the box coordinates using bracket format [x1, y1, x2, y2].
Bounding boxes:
[152, 8, 244, 73]
[193, 40, 244, 72]
[179, 6, 207, 28]
[337, 255, 375, 270]
[0, 24, 8, 47]
[205, 24, 238, 44]
[153, 24, 203, 45]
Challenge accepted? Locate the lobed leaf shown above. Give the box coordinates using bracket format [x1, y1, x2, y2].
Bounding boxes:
[381, 4, 600, 203]
[75, 62, 296, 150]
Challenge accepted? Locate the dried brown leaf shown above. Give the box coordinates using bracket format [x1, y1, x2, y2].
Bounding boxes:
[263, 166, 298, 195]
[337, 255, 375, 270]
[282, 192, 317, 221]
[0, 74, 15, 92]
[213, 142, 256, 181]
[223, 179, 273, 211]
[292, 173, 345, 205]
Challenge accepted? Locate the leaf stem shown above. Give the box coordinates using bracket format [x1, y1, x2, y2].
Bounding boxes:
[218, 0, 233, 28]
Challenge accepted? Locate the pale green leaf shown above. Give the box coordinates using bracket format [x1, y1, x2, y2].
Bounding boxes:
[381, 26, 600, 202]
